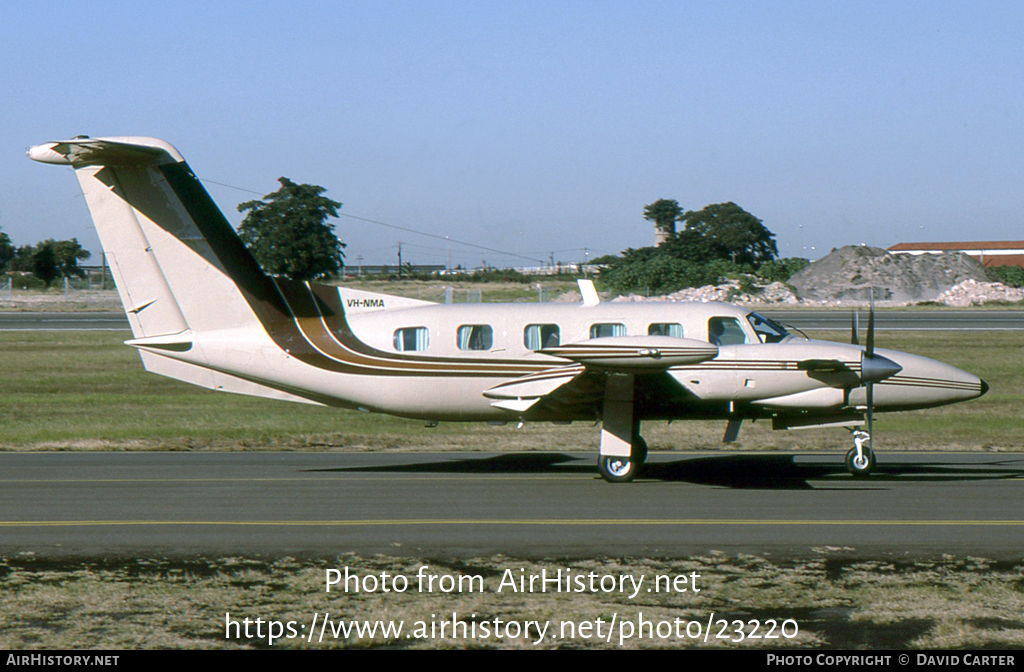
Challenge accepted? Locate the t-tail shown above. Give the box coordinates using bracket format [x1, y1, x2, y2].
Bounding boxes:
[28, 136, 290, 337]
[28, 136, 321, 404]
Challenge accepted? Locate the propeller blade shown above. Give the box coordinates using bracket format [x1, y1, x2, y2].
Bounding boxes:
[866, 382, 874, 449]
[850, 311, 859, 345]
[866, 289, 875, 357]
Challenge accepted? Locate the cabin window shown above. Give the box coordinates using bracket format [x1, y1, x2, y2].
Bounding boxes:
[707, 317, 748, 346]
[524, 324, 560, 350]
[648, 322, 684, 338]
[394, 326, 429, 352]
[747, 313, 789, 344]
[589, 323, 626, 338]
[457, 325, 493, 351]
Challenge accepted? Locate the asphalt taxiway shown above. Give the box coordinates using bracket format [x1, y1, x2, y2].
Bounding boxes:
[2, 451, 1022, 558]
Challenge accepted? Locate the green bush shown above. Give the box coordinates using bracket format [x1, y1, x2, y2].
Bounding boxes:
[757, 257, 810, 283]
[988, 266, 1024, 287]
[599, 256, 725, 295]
[9, 273, 46, 290]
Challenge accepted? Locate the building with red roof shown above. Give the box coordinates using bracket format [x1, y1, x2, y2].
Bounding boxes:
[887, 241, 1024, 268]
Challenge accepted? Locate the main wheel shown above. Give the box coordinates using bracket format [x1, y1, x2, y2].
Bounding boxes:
[631, 435, 648, 465]
[598, 455, 641, 483]
[845, 447, 876, 477]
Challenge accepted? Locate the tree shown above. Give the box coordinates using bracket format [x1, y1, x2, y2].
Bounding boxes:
[7, 238, 90, 288]
[0, 228, 14, 273]
[52, 238, 90, 279]
[237, 177, 345, 281]
[643, 199, 683, 240]
[31, 241, 59, 288]
[677, 202, 778, 267]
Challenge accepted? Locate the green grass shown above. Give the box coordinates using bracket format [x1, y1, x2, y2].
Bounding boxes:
[0, 329, 1019, 452]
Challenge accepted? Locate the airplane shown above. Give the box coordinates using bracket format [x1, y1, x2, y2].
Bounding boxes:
[27, 136, 989, 482]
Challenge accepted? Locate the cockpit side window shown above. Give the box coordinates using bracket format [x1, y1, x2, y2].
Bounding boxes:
[707, 317, 748, 346]
[747, 313, 789, 344]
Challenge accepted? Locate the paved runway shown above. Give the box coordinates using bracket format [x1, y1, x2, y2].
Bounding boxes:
[0, 312, 130, 330]
[1, 310, 1022, 331]
[2, 451, 1022, 558]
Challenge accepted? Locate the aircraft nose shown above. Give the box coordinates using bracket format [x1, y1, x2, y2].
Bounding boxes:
[868, 349, 988, 410]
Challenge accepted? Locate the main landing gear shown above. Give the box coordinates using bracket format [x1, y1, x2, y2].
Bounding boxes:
[845, 428, 875, 477]
[598, 436, 647, 483]
[596, 373, 646, 483]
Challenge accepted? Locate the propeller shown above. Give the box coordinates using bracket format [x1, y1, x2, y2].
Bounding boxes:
[855, 290, 902, 449]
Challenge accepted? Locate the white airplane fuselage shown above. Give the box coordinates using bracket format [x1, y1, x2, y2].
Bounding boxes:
[130, 289, 983, 422]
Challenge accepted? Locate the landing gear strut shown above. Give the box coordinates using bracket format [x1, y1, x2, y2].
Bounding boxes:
[596, 373, 646, 483]
[845, 429, 875, 477]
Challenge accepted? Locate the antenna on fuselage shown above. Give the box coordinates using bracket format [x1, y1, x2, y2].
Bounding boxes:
[578, 279, 600, 307]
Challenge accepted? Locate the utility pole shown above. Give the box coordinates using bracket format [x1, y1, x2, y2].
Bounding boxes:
[397, 242, 403, 279]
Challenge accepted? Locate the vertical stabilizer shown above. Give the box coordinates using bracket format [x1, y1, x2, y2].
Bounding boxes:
[28, 137, 283, 338]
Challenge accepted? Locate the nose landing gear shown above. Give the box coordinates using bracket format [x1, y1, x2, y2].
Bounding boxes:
[845, 429, 875, 476]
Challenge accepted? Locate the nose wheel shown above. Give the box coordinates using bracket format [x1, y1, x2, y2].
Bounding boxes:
[845, 429, 875, 476]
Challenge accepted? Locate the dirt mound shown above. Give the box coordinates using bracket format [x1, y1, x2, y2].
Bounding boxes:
[788, 246, 990, 303]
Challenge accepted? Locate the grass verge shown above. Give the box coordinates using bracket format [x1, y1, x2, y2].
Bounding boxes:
[0, 330, 1019, 452]
[1, 553, 1021, 649]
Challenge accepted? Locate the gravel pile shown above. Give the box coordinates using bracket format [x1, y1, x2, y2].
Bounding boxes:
[608, 275, 1022, 308]
[935, 279, 1024, 307]
[788, 246, 990, 303]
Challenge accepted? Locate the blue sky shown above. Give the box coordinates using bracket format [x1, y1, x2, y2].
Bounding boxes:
[4, 1, 1023, 268]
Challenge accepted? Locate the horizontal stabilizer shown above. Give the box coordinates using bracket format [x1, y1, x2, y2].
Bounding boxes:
[125, 332, 193, 353]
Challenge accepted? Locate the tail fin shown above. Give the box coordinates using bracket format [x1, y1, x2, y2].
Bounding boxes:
[28, 136, 287, 338]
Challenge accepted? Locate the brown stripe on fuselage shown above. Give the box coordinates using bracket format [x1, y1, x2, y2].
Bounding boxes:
[273, 279, 553, 376]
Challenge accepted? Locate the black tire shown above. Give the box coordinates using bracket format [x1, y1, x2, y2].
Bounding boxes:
[598, 455, 641, 483]
[845, 448, 875, 477]
[631, 435, 648, 466]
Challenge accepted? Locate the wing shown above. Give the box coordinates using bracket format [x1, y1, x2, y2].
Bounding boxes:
[483, 336, 716, 416]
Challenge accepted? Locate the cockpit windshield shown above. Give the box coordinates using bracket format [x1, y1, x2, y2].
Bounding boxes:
[747, 312, 790, 344]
